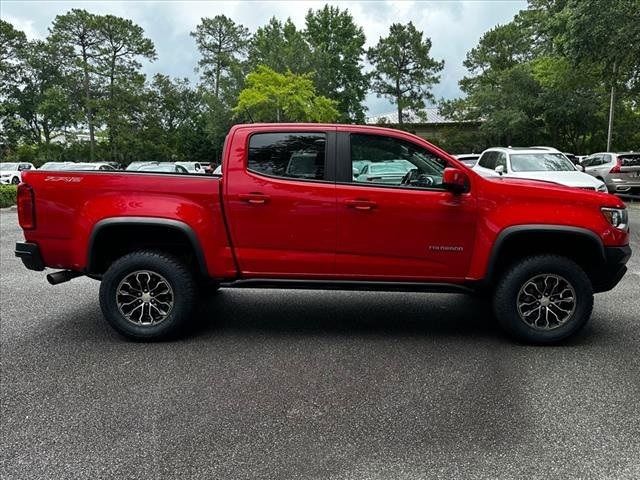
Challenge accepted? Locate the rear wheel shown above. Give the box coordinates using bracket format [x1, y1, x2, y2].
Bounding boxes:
[99, 251, 197, 340]
[493, 255, 593, 344]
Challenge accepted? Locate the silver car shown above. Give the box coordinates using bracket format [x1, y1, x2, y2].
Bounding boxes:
[581, 152, 640, 194]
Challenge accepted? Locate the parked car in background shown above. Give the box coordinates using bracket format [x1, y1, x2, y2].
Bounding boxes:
[0, 162, 34, 184]
[125, 161, 148, 171]
[39, 162, 75, 170]
[56, 162, 117, 171]
[473, 147, 607, 192]
[175, 162, 205, 174]
[126, 161, 188, 173]
[354, 159, 414, 184]
[137, 162, 188, 173]
[581, 152, 640, 194]
[453, 154, 480, 167]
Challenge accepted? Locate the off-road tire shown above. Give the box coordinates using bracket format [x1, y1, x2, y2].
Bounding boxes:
[99, 251, 197, 340]
[493, 255, 593, 344]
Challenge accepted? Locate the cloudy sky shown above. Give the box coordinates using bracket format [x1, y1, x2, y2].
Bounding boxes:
[2, 0, 525, 116]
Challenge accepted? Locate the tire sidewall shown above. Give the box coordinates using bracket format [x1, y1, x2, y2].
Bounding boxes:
[100, 252, 195, 340]
[494, 257, 593, 344]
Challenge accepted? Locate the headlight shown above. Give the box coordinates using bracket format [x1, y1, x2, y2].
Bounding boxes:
[597, 183, 607, 192]
[601, 207, 628, 230]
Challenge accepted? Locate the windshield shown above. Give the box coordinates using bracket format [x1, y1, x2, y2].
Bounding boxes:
[0, 163, 18, 171]
[510, 153, 576, 172]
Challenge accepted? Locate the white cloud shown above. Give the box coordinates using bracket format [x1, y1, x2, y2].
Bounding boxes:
[1, 0, 525, 114]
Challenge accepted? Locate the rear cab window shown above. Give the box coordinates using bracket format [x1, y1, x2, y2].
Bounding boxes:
[248, 132, 327, 181]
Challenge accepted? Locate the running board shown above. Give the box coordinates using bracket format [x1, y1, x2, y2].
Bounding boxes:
[219, 278, 474, 294]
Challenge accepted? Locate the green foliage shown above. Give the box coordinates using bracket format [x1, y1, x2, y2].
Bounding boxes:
[48, 9, 103, 159]
[233, 66, 339, 123]
[0, 185, 18, 208]
[441, 0, 640, 152]
[561, 0, 640, 91]
[191, 15, 250, 101]
[305, 5, 369, 123]
[367, 22, 444, 124]
[248, 17, 310, 74]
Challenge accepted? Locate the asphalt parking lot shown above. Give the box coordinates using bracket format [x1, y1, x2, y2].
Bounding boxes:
[1, 208, 639, 480]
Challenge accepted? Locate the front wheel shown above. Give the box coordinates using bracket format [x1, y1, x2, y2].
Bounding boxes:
[99, 251, 197, 340]
[493, 255, 593, 344]
[11, 176, 20, 185]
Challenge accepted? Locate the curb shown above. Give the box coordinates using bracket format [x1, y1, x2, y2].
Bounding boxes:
[0, 205, 17, 212]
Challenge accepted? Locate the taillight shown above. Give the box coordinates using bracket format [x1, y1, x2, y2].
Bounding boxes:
[610, 156, 621, 173]
[17, 183, 35, 230]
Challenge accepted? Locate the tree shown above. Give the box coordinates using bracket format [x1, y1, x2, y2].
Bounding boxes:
[233, 65, 339, 123]
[49, 9, 102, 160]
[248, 17, 310, 74]
[96, 14, 156, 160]
[560, 0, 640, 150]
[0, 20, 27, 94]
[191, 15, 249, 101]
[304, 5, 368, 123]
[367, 22, 444, 124]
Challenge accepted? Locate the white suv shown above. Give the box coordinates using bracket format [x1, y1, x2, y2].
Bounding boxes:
[0, 162, 35, 185]
[473, 147, 607, 192]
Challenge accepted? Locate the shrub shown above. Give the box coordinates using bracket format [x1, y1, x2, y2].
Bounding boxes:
[0, 185, 18, 208]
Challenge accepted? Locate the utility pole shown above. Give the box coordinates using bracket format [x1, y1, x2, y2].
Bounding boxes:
[606, 61, 616, 152]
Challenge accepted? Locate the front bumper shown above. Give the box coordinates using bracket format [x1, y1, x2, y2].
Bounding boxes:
[593, 245, 632, 293]
[15, 242, 45, 271]
[0, 178, 13, 185]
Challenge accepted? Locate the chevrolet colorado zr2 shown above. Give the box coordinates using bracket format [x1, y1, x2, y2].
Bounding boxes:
[15, 124, 631, 344]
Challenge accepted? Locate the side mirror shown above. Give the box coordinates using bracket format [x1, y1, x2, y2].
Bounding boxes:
[442, 167, 470, 194]
[352, 167, 359, 177]
[495, 164, 505, 175]
[577, 164, 585, 172]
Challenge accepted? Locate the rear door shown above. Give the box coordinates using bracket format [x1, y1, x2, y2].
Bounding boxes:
[333, 130, 477, 281]
[583, 154, 605, 178]
[224, 127, 337, 277]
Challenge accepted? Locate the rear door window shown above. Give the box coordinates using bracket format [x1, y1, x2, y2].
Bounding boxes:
[349, 133, 447, 189]
[248, 132, 327, 181]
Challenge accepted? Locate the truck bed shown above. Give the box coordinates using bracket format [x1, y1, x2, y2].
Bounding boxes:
[20, 170, 236, 277]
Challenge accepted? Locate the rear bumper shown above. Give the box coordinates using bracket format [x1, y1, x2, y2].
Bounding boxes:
[15, 242, 45, 271]
[593, 245, 632, 293]
[606, 178, 640, 192]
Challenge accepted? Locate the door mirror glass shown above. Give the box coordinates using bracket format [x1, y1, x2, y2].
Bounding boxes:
[495, 164, 505, 175]
[442, 167, 470, 193]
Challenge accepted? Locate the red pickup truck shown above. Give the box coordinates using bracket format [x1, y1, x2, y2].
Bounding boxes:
[15, 124, 631, 344]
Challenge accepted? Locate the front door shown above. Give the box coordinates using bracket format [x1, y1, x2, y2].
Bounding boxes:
[334, 131, 477, 281]
[224, 127, 337, 277]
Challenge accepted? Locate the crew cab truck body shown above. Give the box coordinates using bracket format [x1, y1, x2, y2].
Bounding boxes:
[16, 124, 631, 344]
